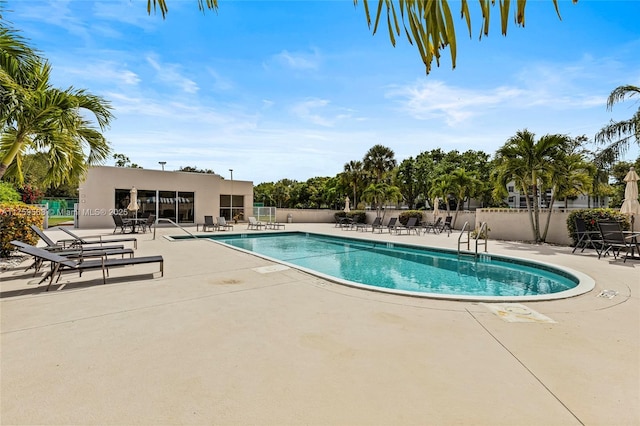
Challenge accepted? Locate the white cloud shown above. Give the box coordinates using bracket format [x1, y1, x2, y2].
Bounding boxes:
[56, 60, 140, 87]
[146, 55, 199, 94]
[290, 98, 335, 127]
[272, 49, 321, 70]
[206, 68, 234, 91]
[386, 80, 523, 125]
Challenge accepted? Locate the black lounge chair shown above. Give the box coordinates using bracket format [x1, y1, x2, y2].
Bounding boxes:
[11, 241, 163, 291]
[597, 221, 640, 262]
[197, 215, 217, 232]
[112, 214, 133, 234]
[572, 217, 603, 255]
[20, 231, 134, 276]
[30, 225, 125, 252]
[339, 217, 355, 230]
[58, 226, 138, 249]
[438, 216, 453, 235]
[356, 217, 382, 232]
[423, 217, 442, 234]
[392, 217, 420, 235]
[383, 217, 399, 233]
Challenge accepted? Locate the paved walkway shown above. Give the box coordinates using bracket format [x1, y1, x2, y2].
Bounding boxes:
[1, 224, 638, 425]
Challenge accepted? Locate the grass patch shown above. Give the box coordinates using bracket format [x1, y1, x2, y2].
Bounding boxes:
[48, 216, 73, 226]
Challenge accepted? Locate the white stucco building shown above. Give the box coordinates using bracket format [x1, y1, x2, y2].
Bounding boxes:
[77, 166, 253, 229]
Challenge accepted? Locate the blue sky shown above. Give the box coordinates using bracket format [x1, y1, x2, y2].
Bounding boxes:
[4, 0, 640, 183]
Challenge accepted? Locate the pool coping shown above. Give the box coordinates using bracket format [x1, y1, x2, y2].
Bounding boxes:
[166, 231, 595, 302]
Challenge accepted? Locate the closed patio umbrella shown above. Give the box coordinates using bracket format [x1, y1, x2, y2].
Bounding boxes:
[620, 166, 640, 230]
[344, 196, 351, 213]
[127, 187, 140, 218]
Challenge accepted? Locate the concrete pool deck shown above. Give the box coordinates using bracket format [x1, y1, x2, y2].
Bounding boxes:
[1, 223, 638, 425]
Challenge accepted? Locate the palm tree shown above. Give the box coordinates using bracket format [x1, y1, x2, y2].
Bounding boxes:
[594, 85, 640, 164]
[493, 130, 569, 242]
[362, 182, 402, 219]
[342, 160, 364, 208]
[363, 144, 396, 184]
[0, 25, 113, 184]
[446, 168, 482, 227]
[146, 0, 570, 75]
[540, 149, 594, 241]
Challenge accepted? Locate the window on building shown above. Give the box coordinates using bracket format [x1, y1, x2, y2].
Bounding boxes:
[507, 186, 515, 193]
[116, 189, 195, 223]
[220, 194, 245, 221]
[178, 191, 194, 223]
[508, 196, 515, 203]
[115, 188, 154, 218]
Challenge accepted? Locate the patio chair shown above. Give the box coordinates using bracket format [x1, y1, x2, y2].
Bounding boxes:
[217, 217, 234, 231]
[339, 217, 354, 230]
[141, 214, 156, 233]
[112, 214, 133, 234]
[383, 217, 399, 233]
[597, 221, 640, 262]
[266, 221, 285, 230]
[11, 241, 162, 291]
[371, 217, 385, 233]
[247, 216, 265, 230]
[356, 217, 382, 232]
[197, 215, 217, 232]
[25, 226, 134, 275]
[438, 216, 453, 236]
[572, 217, 603, 255]
[392, 217, 420, 235]
[30, 225, 125, 252]
[58, 226, 138, 249]
[423, 217, 442, 234]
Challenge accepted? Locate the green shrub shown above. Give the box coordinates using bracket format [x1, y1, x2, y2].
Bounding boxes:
[0, 182, 20, 202]
[0, 203, 44, 257]
[566, 208, 630, 246]
[399, 210, 424, 226]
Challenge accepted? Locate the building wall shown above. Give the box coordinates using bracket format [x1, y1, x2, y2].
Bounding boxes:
[78, 166, 253, 228]
[276, 208, 638, 245]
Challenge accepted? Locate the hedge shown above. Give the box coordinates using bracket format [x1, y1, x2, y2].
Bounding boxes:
[399, 210, 425, 226]
[566, 208, 630, 246]
[0, 203, 44, 257]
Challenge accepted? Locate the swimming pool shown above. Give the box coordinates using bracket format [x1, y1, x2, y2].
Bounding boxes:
[193, 232, 593, 301]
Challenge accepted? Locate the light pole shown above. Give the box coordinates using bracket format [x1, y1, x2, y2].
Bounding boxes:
[159, 161, 166, 171]
[229, 169, 233, 221]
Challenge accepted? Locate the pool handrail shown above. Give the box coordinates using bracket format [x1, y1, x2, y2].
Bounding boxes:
[475, 222, 488, 255]
[458, 221, 489, 259]
[458, 221, 471, 254]
[153, 218, 196, 240]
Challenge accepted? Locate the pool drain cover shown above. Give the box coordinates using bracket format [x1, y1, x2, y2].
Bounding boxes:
[480, 303, 556, 323]
[253, 264, 290, 274]
[597, 290, 618, 299]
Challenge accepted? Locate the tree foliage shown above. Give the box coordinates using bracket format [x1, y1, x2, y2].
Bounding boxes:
[0, 21, 113, 184]
[594, 85, 640, 165]
[145, 0, 574, 75]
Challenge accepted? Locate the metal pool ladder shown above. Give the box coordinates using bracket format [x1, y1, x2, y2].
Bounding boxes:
[153, 218, 197, 240]
[457, 221, 488, 260]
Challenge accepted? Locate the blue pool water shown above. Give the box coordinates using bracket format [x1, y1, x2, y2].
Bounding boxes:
[205, 232, 583, 300]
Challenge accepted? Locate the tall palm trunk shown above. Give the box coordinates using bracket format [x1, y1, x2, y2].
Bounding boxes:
[0, 130, 27, 180]
[542, 186, 557, 242]
[522, 182, 537, 241]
